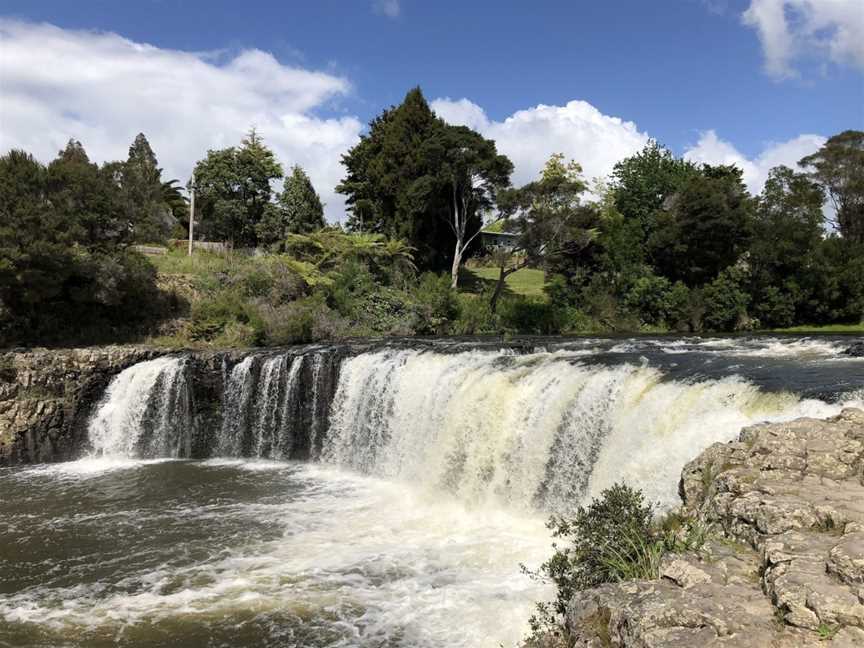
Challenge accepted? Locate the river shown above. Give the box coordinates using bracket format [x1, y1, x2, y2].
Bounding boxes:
[1, 336, 863, 647]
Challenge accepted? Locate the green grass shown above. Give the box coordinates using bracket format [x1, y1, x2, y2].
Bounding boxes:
[767, 323, 864, 334]
[460, 266, 547, 300]
[147, 247, 252, 277]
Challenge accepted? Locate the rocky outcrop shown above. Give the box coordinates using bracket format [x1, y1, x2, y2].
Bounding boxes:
[0, 346, 168, 464]
[566, 409, 864, 647]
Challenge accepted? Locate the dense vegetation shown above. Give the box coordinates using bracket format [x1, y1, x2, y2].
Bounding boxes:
[523, 484, 710, 647]
[0, 87, 861, 347]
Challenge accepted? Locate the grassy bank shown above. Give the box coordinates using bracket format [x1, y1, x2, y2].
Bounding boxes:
[459, 267, 547, 300]
[767, 323, 864, 334]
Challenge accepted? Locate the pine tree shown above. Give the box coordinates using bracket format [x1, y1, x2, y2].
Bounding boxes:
[257, 165, 324, 245]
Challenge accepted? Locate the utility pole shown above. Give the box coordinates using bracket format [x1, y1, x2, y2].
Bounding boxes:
[187, 173, 195, 256]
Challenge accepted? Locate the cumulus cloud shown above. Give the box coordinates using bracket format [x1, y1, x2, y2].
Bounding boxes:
[373, 0, 400, 18]
[683, 129, 826, 193]
[432, 97, 650, 187]
[0, 20, 363, 222]
[742, 0, 864, 78]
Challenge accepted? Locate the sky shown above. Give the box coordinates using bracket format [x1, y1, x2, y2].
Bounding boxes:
[1, 0, 862, 221]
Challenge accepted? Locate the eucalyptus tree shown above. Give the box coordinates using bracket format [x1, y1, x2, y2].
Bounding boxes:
[800, 130, 864, 244]
[426, 124, 512, 288]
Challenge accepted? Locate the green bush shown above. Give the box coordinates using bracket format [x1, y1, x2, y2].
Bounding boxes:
[623, 273, 672, 326]
[752, 284, 796, 329]
[665, 281, 692, 330]
[499, 298, 568, 335]
[702, 266, 751, 331]
[258, 296, 347, 344]
[453, 293, 499, 334]
[412, 273, 460, 333]
[189, 289, 264, 344]
[524, 484, 710, 645]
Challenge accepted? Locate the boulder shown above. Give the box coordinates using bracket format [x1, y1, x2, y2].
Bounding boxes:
[843, 341, 864, 357]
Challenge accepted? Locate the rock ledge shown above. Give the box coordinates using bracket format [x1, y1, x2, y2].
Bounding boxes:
[566, 409, 864, 647]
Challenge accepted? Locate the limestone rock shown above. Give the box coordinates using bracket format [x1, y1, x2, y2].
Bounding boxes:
[567, 409, 864, 647]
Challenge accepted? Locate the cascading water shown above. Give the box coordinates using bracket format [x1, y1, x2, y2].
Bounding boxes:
[87, 356, 192, 458]
[5, 338, 864, 647]
[320, 348, 848, 510]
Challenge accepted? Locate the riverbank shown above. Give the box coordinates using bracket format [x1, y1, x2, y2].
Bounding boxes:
[560, 409, 864, 647]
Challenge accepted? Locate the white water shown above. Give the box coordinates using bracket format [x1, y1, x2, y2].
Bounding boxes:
[9, 343, 864, 646]
[321, 349, 854, 510]
[0, 461, 551, 648]
[87, 356, 191, 458]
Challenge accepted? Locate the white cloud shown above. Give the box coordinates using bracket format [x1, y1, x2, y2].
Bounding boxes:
[683, 129, 826, 193]
[0, 20, 363, 222]
[373, 0, 400, 18]
[742, 0, 864, 79]
[432, 97, 650, 187]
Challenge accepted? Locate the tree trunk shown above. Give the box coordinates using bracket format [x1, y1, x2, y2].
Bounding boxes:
[489, 264, 507, 313]
[450, 246, 462, 289]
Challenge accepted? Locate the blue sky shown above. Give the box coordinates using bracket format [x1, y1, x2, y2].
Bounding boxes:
[1, 0, 862, 220]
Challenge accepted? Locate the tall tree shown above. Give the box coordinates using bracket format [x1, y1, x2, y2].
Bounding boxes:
[112, 133, 178, 243]
[489, 154, 594, 311]
[799, 130, 864, 244]
[611, 140, 698, 258]
[427, 125, 512, 287]
[649, 164, 754, 286]
[748, 165, 825, 327]
[46, 139, 128, 248]
[193, 128, 283, 247]
[337, 87, 511, 272]
[257, 165, 325, 245]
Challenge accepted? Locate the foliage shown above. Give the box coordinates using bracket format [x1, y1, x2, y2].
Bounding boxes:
[109, 132, 185, 243]
[490, 153, 596, 311]
[257, 165, 325, 245]
[800, 130, 864, 244]
[649, 165, 754, 286]
[189, 289, 264, 345]
[702, 265, 752, 331]
[193, 128, 283, 247]
[611, 140, 699, 252]
[0, 145, 174, 346]
[524, 484, 711, 646]
[337, 87, 513, 274]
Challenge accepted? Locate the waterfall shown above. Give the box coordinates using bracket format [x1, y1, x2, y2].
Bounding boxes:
[319, 349, 842, 510]
[85, 345, 855, 510]
[87, 356, 192, 459]
[217, 353, 310, 458]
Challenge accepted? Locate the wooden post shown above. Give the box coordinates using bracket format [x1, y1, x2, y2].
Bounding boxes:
[187, 174, 195, 256]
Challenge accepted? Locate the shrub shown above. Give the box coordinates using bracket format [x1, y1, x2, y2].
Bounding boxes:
[259, 297, 348, 345]
[499, 298, 568, 335]
[702, 266, 751, 331]
[752, 284, 796, 329]
[523, 484, 710, 645]
[665, 281, 692, 330]
[623, 274, 672, 326]
[453, 293, 499, 334]
[189, 289, 264, 344]
[412, 273, 460, 333]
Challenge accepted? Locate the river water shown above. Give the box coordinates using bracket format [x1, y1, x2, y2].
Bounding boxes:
[1, 336, 863, 647]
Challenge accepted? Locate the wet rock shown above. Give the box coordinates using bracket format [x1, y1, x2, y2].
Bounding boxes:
[0, 346, 168, 464]
[567, 408, 864, 647]
[843, 342, 864, 357]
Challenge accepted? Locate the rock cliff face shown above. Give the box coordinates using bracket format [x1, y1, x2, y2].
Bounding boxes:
[566, 408, 864, 647]
[0, 346, 172, 465]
